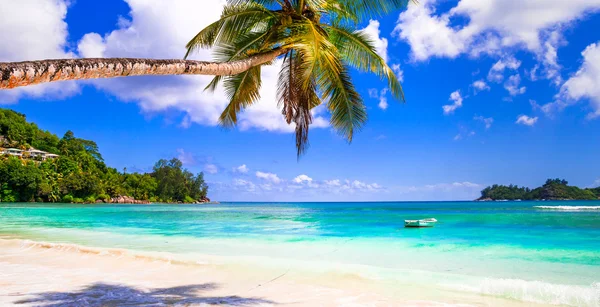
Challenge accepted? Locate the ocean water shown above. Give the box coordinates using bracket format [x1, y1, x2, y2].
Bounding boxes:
[1, 201, 599, 306]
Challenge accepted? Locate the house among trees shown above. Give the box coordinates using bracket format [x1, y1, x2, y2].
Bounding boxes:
[0, 147, 59, 161]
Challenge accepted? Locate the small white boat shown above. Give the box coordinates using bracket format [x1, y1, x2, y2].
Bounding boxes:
[404, 218, 438, 228]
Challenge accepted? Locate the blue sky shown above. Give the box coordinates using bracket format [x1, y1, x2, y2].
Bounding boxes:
[1, 0, 599, 201]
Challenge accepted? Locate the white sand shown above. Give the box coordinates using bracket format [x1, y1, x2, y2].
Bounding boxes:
[0, 239, 544, 306]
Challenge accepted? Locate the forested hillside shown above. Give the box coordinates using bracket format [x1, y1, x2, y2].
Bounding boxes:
[0, 109, 208, 203]
[478, 179, 598, 201]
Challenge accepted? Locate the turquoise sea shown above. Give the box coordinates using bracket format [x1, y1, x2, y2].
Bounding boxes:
[1, 201, 599, 306]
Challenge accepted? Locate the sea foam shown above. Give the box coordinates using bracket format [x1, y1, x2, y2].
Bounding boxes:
[534, 206, 600, 210]
[452, 278, 600, 307]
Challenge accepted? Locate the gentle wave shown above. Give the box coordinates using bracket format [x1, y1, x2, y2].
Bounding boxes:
[534, 206, 600, 210]
[0, 238, 198, 266]
[452, 278, 600, 307]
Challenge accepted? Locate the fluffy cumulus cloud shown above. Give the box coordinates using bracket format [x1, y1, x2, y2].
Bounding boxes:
[233, 164, 249, 174]
[211, 171, 483, 201]
[516, 115, 539, 126]
[487, 57, 521, 83]
[361, 20, 389, 63]
[551, 42, 600, 118]
[217, 173, 386, 200]
[75, 0, 328, 133]
[443, 90, 463, 115]
[395, 0, 600, 57]
[504, 74, 527, 96]
[472, 80, 490, 93]
[394, 0, 600, 82]
[394, 0, 466, 60]
[0, 0, 79, 103]
[256, 171, 282, 184]
[293, 174, 313, 184]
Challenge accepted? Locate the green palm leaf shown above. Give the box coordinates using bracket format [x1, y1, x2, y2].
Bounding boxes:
[219, 66, 263, 127]
[185, 0, 413, 156]
[324, 24, 404, 101]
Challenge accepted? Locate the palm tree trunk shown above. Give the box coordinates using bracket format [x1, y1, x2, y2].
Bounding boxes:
[0, 49, 286, 90]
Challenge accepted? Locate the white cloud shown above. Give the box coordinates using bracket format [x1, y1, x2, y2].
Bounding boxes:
[393, 0, 600, 83]
[204, 164, 218, 174]
[324, 179, 342, 187]
[393, 0, 466, 61]
[516, 115, 539, 126]
[293, 174, 313, 184]
[211, 176, 389, 200]
[368, 88, 390, 110]
[487, 57, 521, 83]
[443, 90, 463, 115]
[0, 0, 79, 103]
[256, 171, 282, 184]
[361, 20, 388, 63]
[233, 164, 249, 174]
[378, 89, 389, 110]
[504, 74, 527, 96]
[75, 0, 329, 133]
[395, 0, 600, 58]
[472, 80, 490, 93]
[233, 179, 256, 193]
[474, 115, 494, 129]
[77, 33, 106, 58]
[556, 42, 600, 118]
[392, 64, 404, 83]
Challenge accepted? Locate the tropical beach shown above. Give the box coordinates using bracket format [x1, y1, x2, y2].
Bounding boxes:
[1, 202, 600, 306]
[2, 0, 600, 306]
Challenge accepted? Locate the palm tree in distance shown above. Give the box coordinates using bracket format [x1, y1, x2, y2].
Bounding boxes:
[0, 0, 413, 155]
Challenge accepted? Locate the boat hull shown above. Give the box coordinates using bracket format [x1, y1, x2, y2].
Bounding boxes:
[404, 219, 437, 228]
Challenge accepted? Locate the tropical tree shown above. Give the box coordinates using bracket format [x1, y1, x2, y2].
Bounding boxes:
[0, 0, 411, 154]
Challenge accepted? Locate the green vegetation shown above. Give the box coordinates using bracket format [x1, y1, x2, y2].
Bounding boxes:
[186, 0, 410, 155]
[479, 179, 599, 201]
[0, 109, 208, 203]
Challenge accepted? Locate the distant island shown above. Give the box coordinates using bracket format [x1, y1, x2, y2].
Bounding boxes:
[477, 179, 600, 201]
[0, 108, 209, 204]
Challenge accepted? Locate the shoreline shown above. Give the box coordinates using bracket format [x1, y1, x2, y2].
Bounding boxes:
[0, 236, 593, 307]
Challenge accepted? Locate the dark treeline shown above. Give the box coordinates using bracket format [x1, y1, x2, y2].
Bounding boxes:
[0, 109, 208, 203]
[479, 179, 599, 201]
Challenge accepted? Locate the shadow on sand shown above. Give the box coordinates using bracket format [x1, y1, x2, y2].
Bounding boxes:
[14, 282, 275, 306]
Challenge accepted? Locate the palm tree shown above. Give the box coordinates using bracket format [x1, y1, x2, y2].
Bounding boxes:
[0, 0, 411, 155]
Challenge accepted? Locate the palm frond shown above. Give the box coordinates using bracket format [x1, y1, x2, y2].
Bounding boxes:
[185, 3, 276, 59]
[277, 51, 321, 155]
[321, 65, 366, 142]
[335, 0, 413, 20]
[309, 48, 366, 142]
[219, 66, 263, 127]
[324, 24, 404, 101]
[204, 23, 278, 92]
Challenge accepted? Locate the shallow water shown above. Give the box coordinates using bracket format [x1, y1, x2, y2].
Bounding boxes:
[1, 201, 599, 306]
